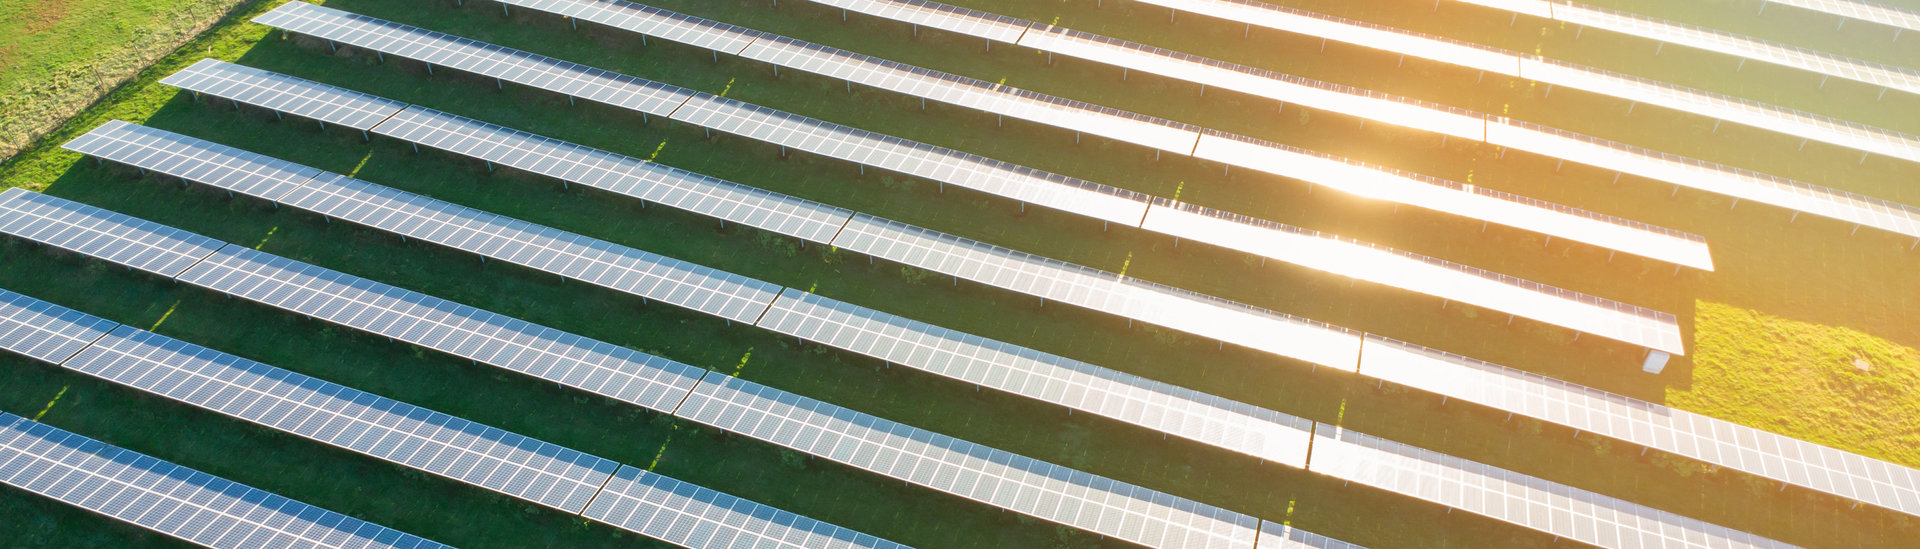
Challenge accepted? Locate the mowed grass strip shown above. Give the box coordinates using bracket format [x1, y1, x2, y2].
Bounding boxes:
[0, 0, 252, 160]
[0, 0, 1915, 547]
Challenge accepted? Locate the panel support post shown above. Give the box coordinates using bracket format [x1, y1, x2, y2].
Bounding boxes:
[327, 40, 337, 53]
[361, 130, 369, 142]
[376, 52, 384, 64]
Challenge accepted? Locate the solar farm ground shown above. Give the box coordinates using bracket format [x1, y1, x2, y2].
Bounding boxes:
[0, 0, 1916, 547]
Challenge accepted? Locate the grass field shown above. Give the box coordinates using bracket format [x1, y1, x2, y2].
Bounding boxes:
[0, 0, 251, 160]
[0, 0, 1916, 547]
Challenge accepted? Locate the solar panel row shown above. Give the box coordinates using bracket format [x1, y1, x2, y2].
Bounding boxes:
[244, 5, 1696, 355]
[1307, 426, 1797, 549]
[0, 412, 452, 549]
[812, 0, 1920, 241]
[161, 58, 408, 131]
[0, 191, 1327, 549]
[0, 288, 913, 549]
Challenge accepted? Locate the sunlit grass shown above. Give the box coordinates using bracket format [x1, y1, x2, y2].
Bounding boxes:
[1675, 300, 1920, 467]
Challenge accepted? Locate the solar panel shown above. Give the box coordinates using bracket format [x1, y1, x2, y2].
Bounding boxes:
[1766, 0, 1920, 32]
[1356, 335, 1920, 518]
[0, 287, 119, 365]
[0, 187, 224, 278]
[1306, 426, 1796, 549]
[583, 465, 914, 549]
[667, 94, 1153, 227]
[286, 172, 785, 324]
[736, 33, 1205, 155]
[1141, 201, 1687, 354]
[1255, 522, 1366, 549]
[828, 214, 1366, 370]
[675, 373, 1264, 549]
[370, 107, 856, 244]
[160, 59, 408, 131]
[804, 0, 1033, 43]
[497, 0, 767, 54]
[174, 244, 709, 414]
[0, 413, 451, 549]
[64, 326, 621, 513]
[755, 288, 1317, 467]
[254, 2, 697, 118]
[63, 119, 321, 201]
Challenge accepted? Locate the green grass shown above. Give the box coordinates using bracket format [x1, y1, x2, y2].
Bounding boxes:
[1675, 301, 1920, 467]
[0, 0, 1915, 547]
[0, 0, 251, 160]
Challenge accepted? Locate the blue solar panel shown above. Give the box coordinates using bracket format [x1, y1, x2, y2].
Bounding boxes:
[0, 287, 119, 365]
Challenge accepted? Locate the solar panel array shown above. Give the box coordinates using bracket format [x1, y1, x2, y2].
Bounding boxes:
[1307, 426, 1797, 549]
[244, 5, 1717, 356]
[828, 214, 1367, 370]
[68, 117, 1335, 478]
[160, 58, 408, 131]
[0, 187, 1850, 544]
[374, 0, 1723, 273]
[757, 288, 1318, 467]
[0, 287, 119, 365]
[105, 47, 1920, 541]
[184, 35, 1696, 354]
[676, 373, 1264, 549]
[1766, 0, 1920, 32]
[0, 287, 920, 549]
[0, 412, 451, 549]
[0, 186, 223, 278]
[175, 244, 710, 413]
[583, 466, 913, 549]
[1356, 335, 1920, 518]
[65, 325, 622, 513]
[812, 0, 1920, 241]
[370, 106, 857, 244]
[0, 194, 1343, 549]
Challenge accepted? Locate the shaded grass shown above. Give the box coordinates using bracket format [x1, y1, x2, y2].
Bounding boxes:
[1675, 301, 1920, 466]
